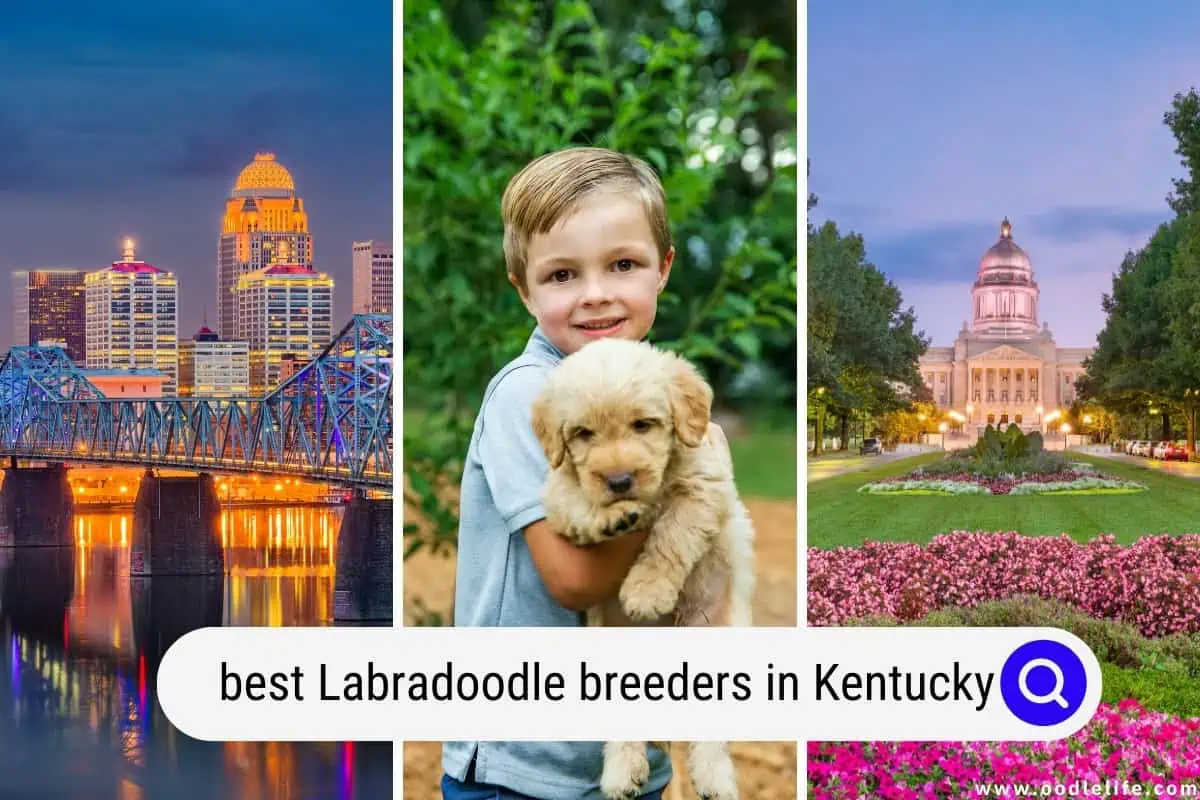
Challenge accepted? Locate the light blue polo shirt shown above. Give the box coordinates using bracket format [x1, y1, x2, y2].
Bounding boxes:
[441, 327, 672, 799]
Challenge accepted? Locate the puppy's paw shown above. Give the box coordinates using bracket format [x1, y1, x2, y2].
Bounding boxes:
[600, 749, 649, 800]
[690, 757, 739, 800]
[619, 574, 680, 621]
[596, 500, 646, 539]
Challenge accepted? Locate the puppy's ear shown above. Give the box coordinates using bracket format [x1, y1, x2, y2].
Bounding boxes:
[668, 355, 712, 448]
[531, 390, 566, 468]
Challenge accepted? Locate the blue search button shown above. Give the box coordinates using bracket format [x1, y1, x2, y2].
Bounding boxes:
[999, 639, 1087, 726]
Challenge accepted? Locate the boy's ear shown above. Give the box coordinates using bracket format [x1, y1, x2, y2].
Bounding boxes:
[508, 271, 535, 314]
[531, 390, 565, 468]
[668, 355, 712, 448]
[657, 246, 675, 294]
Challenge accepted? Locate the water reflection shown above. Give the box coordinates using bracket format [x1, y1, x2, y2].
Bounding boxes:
[0, 506, 392, 799]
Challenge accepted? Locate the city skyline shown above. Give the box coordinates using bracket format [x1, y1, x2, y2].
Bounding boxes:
[0, 3, 391, 353]
[809, 0, 1200, 349]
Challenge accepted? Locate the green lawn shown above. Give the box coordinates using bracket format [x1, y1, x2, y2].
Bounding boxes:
[809, 452, 1200, 548]
[729, 425, 796, 499]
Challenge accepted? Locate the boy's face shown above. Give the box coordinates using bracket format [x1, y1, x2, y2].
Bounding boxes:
[513, 192, 674, 356]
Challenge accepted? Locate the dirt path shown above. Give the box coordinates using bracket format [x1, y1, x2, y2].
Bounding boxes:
[401, 497, 798, 798]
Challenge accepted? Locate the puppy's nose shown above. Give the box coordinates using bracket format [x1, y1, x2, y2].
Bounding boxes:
[605, 472, 634, 494]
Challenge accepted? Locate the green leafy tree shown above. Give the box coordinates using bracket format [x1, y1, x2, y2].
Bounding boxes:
[403, 0, 796, 596]
[1082, 88, 1200, 452]
[1165, 88, 1200, 217]
[807, 210, 928, 455]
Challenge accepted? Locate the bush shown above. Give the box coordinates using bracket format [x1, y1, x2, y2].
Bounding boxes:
[919, 448, 1071, 478]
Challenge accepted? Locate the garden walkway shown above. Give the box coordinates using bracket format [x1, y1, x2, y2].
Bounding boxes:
[807, 449, 931, 483]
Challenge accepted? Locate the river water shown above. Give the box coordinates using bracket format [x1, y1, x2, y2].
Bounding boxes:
[0, 505, 393, 799]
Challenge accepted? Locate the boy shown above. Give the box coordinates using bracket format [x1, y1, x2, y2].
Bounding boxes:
[439, 147, 730, 799]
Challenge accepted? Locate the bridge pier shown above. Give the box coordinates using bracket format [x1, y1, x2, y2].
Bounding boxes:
[0, 463, 74, 547]
[131, 470, 225, 576]
[333, 491, 392, 622]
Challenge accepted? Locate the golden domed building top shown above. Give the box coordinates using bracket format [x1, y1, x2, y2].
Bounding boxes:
[232, 152, 296, 198]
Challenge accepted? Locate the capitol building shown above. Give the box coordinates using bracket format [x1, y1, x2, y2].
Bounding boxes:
[918, 218, 1093, 434]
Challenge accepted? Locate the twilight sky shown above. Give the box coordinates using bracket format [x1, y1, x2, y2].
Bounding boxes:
[0, 1, 391, 352]
[809, 0, 1200, 349]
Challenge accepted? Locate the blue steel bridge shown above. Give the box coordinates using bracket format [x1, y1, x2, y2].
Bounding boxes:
[0, 314, 392, 489]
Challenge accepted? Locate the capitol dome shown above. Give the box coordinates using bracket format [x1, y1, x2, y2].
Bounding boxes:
[970, 217, 1040, 338]
[232, 152, 295, 198]
[977, 217, 1033, 279]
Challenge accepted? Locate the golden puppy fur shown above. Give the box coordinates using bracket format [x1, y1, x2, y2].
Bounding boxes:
[532, 338, 756, 800]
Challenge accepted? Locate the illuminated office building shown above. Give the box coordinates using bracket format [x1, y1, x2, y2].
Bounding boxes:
[352, 240, 392, 314]
[12, 269, 87, 362]
[178, 325, 251, 397]
[235, 263, 333, 392]
[84, 239, 179, 396]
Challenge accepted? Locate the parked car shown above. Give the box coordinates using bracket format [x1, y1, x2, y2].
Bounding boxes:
[861, 437, 882, 455]
[1161, 441, 1190, 461]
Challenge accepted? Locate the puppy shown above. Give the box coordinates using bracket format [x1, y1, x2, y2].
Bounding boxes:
[531, 337, 756, 800]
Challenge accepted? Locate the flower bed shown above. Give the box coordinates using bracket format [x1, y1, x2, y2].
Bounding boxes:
[808, 532, 1200, 797]
[808, 699, 1200, 799]
[859, 467, 1145, 496]
[808, 531, 1200, 637]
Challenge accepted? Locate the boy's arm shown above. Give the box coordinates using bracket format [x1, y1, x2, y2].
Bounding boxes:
[522, 519, 649, 611]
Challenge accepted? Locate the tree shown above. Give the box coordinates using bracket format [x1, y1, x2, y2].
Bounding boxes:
[1165, 88, 1200, 217]
[1080, 221, 1181, 441]
[807, 214, 928, 455]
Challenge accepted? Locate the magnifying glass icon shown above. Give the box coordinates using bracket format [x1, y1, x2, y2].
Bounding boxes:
[1017, 657, 1068, 708]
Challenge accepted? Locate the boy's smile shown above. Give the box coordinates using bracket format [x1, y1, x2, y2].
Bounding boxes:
[516, 192, 673, 356]
[575, 316, 627, 338]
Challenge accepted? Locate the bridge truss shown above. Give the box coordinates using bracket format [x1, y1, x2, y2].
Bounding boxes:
[0, 315, 392, 488]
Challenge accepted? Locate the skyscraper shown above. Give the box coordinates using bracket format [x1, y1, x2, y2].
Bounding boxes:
[85, 239, 179, 395]
[12, 269, 87, 362]
[217, 152, 312, 341]
[352, 240, 393, 314]
[235, 263, 333, 393]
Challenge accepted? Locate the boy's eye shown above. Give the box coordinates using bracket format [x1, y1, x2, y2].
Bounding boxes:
[614, 259, 636, 271]
[551, 269, 572, 283]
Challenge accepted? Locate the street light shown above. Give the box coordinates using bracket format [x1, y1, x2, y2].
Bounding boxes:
[938, 421, 949, 450]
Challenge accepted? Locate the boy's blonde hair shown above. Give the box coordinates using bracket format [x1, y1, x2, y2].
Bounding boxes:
[501, 147, 672, 289]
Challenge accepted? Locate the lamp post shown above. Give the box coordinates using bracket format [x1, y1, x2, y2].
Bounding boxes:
[1060, 422, 1071, 449]
[938, 421, 948, 450]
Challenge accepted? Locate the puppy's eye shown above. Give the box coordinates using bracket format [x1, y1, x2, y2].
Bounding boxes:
[632, 419, 655, 433]
[572, 427, 594, 441]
